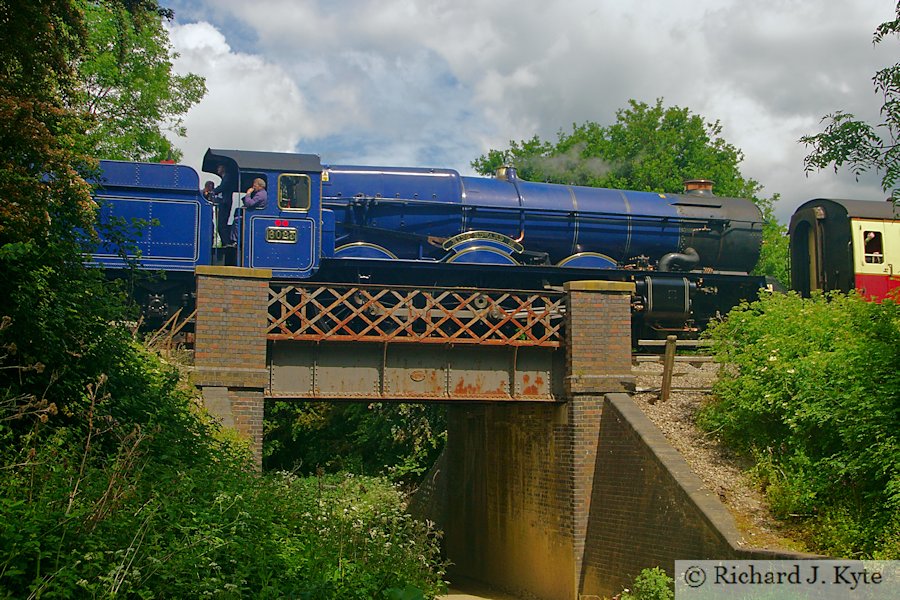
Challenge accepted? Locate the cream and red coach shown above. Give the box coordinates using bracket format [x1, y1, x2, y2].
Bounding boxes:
[790, 198, 900, 300]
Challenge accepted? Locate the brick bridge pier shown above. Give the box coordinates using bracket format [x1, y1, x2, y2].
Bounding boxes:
[191, 266, 802, 600]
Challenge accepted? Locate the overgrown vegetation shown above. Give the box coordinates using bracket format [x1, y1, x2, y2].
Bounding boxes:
[613, 567, 673, 600]
[265, 402, 446, 484]
[0, 208, 446, 598]
[0, 248, 446, 598]
[699, 292, 900, 557]
[0, 1, 447, 596]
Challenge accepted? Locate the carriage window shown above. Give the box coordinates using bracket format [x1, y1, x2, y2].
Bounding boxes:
[278, 174, 311, 211]
[864, 230, 884, 264]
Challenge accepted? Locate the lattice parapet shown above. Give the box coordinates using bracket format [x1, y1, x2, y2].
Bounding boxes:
[267, 284, 565, 347]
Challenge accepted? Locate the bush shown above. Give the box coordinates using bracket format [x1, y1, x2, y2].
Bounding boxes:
[0, 346, 446, 598]
[265, 401, 446, 485]
[699, 291, 900, 557]
[617, 567, 673, 600]
[0, 243, 446, 598]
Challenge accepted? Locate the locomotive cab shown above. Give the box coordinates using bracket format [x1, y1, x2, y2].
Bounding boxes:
[202, 149, 324, 278]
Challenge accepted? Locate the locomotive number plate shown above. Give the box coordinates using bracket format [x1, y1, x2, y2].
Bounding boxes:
[265, 227, 298, 243]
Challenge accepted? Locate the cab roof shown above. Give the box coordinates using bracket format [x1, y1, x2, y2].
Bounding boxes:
[202, 148, 322, 174]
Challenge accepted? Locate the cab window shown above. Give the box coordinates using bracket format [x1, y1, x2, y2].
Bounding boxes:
[864, 230, 884, 264]
[278, 174, 311, 211]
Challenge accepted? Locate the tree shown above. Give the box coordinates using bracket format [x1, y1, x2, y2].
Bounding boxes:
[0, 4, 448, 596]
[72, 0, 206, 162]
[473, 99, 762, 198]
[801, 2, 900, 195]
[752, 195, 790, 287]
[0, 0, 94, 247]
[0, 0, 207, 450]
[0, 0, 203, 246]
[473, 98, 790, 284]
[266, 402, 447, 483]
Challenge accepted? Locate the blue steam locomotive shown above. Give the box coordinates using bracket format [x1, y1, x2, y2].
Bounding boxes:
[90, 148, 766, 338]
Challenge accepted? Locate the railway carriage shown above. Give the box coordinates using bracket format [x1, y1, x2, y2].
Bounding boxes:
[790, 198, 900, 300]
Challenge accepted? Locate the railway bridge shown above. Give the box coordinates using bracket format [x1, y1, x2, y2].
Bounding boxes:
[190, 265, 799, 600]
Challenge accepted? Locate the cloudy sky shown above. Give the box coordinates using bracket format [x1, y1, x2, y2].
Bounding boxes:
[163, 0, 897, 222]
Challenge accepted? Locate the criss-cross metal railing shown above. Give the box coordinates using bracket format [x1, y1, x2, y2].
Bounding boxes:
[267, 284, 565, 347]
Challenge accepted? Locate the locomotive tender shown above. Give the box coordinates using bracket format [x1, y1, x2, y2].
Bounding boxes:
[91, 148, 767, 338]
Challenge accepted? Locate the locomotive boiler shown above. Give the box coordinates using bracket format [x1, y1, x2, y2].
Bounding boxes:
[323, 164, 761, 274]
[90, 148, 767, 338]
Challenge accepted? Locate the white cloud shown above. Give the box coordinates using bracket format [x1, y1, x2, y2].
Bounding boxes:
[167, 21, 318, 176]
[165, 0, 896, 218]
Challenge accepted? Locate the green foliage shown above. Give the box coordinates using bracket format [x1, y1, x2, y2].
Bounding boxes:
[0, 416, 447, 598]
[266, 473, 446, 599]
[1, 3, 444, 596]
[0, 243, 446, 597]
[0, 0, 86, 98]
[699, 292, 900, 556]
[472, 98, 790, 284]
[73, 0, 206, 162]
[266, 402, 447, 484]
[617, 567, 674, 600]
[0, 0, 95, 247]
[801, 3, 900, 195]
[751, 194, 790, 288]
[472, 98, 761, 198]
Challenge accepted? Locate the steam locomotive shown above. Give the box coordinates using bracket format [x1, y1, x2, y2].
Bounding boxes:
[90, 148, 767, 338]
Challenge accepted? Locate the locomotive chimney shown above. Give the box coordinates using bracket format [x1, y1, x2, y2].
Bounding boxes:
[683, 179, 714, 196]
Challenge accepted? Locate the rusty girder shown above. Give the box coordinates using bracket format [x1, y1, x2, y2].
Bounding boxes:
[267, 284, 565, 347]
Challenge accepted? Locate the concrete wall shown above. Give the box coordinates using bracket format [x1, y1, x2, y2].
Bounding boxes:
[423, 391, 808, 600]
[443, 403, 575, 600]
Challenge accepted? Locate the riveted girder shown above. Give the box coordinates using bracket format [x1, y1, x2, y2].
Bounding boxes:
[266, 284, 565, 401]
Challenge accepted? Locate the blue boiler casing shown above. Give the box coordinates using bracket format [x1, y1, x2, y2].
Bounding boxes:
[322, 165, 761, 272]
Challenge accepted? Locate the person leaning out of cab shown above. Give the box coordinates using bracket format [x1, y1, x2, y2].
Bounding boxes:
[243, 178, 268, 210]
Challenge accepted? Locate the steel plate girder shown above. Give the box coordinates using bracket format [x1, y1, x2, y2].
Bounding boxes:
[268, 341, 562, 402]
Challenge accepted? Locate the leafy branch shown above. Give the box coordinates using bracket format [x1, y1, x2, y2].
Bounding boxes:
[801, 2, 900, 195]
